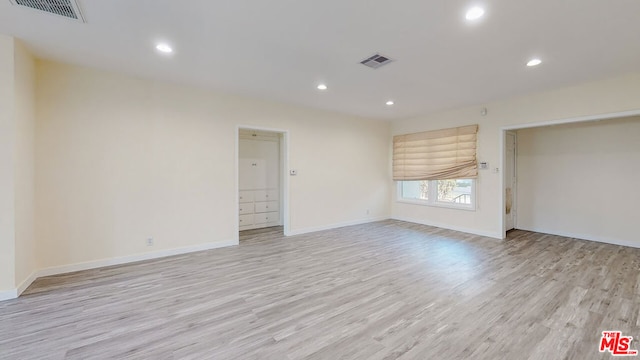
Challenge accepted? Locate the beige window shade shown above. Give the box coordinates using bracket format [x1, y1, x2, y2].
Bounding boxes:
[393, 125, 478, 181]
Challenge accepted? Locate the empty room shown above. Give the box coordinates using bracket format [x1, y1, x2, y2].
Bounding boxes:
[1, 1, 640, 359]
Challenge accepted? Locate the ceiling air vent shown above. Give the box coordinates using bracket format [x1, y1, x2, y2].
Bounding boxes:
[360, 53, 393, 69]
[10, 0, 85, 22]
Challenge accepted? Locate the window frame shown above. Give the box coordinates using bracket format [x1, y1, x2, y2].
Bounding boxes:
[396, 179, 477, 211]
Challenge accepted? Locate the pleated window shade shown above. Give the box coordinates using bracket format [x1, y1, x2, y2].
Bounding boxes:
[393, 125, 478, 181]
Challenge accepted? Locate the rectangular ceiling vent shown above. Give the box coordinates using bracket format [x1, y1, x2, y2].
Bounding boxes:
[360, 53, 393, 69]
[10, 0, 85, 22]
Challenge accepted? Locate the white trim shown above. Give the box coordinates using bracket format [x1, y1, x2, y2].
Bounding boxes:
[392, 215, 502, 239]
[1, 239, 238, 302]
[501, 109, 640, 131]
[235, 126, 240, 243]
[282, 132, 290, 234]
[16, 270, 38, 296]
[0, 271, 39, 301]
[499, 128, 506, 239]
[503, 131, 517, 233]
[511, 131, 518, 229]
[0, 289, 18, 302]
[37, 239, 237, 278]
[516, 226, 640, 249]
[287, 217, 389, 236]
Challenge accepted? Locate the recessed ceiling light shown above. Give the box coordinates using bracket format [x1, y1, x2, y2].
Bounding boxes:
[386, 100, 395, 106]
[465, 6, 485, 20]
[317, 84, 328, 90]
[155, 43, 173, 54]
[527, 58, 542, 67]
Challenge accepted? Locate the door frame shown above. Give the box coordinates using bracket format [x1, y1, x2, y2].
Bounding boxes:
[235, 125, 291, 241]
[498, 109, 640, 239]
[504, 131, 517, 232]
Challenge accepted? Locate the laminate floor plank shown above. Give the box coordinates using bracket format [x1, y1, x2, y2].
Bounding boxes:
[1, 220, 638, 359]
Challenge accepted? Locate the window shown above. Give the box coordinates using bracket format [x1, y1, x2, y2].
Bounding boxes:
[393, 125, 478, 210]
[398, 179, 476, 210]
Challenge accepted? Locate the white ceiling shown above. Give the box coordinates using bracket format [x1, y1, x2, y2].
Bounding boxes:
[2, 0, 640, 120]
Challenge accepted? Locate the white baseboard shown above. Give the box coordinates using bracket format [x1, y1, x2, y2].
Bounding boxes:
[38, 239, 238, 278]
[392, 216, 503, 239]
[0, 239, 238, 302]
[0, 270, 38, 301]
[0, 289, 18, 302]
[516, 226, 640, 249]
[17, 270, 38, 296]
[286, 216, 389, 236]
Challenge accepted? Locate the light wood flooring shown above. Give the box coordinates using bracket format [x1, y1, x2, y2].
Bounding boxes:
[1, 220, 639, 359]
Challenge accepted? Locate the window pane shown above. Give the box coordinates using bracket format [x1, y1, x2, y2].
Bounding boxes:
[437, 179, 472, 204]
[401, 181, 429, 201]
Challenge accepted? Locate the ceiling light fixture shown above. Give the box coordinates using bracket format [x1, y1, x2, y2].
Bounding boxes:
[155, 43, 173, 54]
[317, 84, 328, 90]
[527, 58, 542, 67]
[386, 100, 395, 106]
[465, 6, 485, 20]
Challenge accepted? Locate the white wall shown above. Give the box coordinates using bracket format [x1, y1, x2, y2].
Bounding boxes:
[35, 60, 390, 270]
[4, 37, 640, 296]
[14, 40, 37, 288]
[391, 72, 640, 239]
[516, 117, 640, 246]
[0, 35, 16, 292]
[0, 36, 37, 296]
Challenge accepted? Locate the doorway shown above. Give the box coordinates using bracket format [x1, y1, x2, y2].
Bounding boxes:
[500, 109, 640, 241]
[504, 131, 517, 232]
[236, 126, 290, 240]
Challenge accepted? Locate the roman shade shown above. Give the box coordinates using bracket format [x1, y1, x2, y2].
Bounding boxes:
[393, 125, 478, 181]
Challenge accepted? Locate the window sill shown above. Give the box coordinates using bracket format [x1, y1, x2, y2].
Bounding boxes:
[396, 199, 476, 212]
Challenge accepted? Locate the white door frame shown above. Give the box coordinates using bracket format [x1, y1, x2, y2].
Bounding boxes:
[235, 125, 291, 241]
[504, 131, 517, 232]
[498, 109, 640, 239]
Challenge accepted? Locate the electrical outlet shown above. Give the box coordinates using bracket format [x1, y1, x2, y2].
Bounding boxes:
[146, 237, 154, 246]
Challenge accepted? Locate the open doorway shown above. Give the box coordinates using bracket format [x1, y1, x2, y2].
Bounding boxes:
[500, 109, 640, 244]
[236, 126, 290, 242]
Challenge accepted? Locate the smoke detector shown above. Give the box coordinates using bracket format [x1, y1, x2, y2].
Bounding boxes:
[360, 53, 393, 69]
[10, 0, 85, 22]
